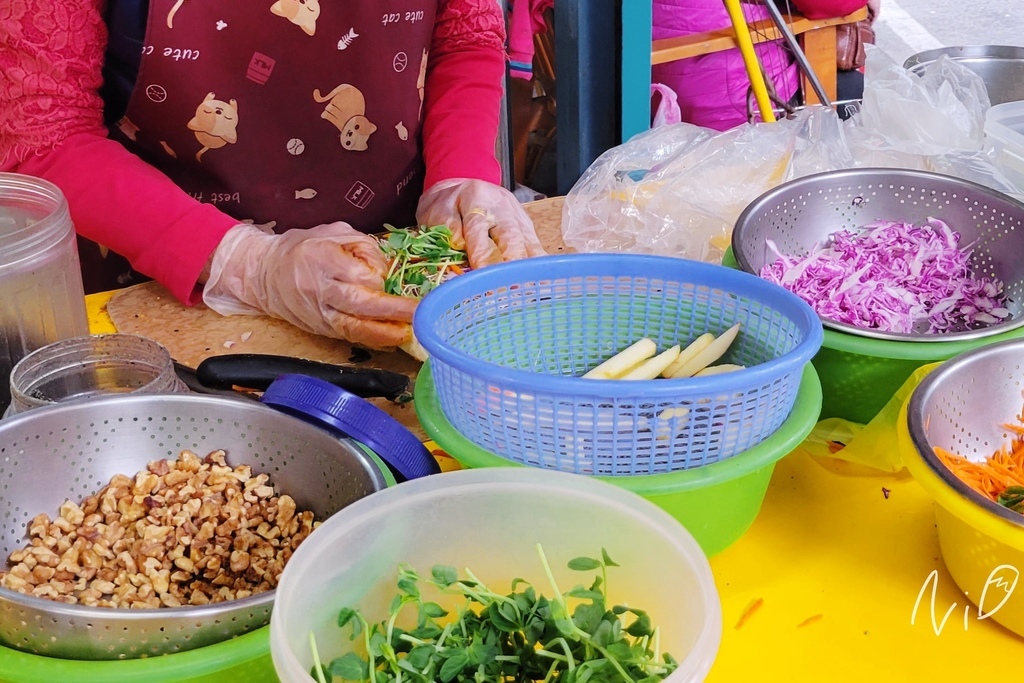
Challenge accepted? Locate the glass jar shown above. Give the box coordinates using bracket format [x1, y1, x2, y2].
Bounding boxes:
[5, 334, 189, 416]
[0, 173, 89, 413]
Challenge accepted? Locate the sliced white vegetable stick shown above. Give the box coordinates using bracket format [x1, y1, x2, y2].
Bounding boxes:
[667, 323, 742, 379]
[583, 338, 657, 379]
[654, 406, 690, 440]
[620, 345, 681, 380]
[662, 333, 714, 378]
[693, 363, 746, 377]
[657, 406, 691, 421]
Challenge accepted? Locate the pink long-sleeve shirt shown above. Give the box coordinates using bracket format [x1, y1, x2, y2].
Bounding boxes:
[1, 0, 504, 304]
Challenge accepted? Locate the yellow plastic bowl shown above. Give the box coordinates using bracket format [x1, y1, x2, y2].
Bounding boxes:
[898, 339, 1024, 637]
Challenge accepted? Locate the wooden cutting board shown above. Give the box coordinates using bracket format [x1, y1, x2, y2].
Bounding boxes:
[106, 198, 569, 438]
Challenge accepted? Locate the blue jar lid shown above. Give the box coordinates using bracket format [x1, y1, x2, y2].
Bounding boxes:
[262, 374, 439, 481]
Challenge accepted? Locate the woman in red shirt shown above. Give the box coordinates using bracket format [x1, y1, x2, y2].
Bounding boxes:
[1, 0, 545, 350]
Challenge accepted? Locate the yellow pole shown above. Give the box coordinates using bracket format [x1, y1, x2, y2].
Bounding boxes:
[721, 0, 777, 123]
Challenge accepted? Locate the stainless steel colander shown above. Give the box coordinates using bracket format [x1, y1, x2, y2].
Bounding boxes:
[732, 168, 1024, 342]
[0, 393, 388, 660]
[906, 338, 1024, 527]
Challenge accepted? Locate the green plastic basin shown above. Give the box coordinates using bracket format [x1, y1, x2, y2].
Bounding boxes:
[0, 628, 274, 683]
[415, 360, 822, 557]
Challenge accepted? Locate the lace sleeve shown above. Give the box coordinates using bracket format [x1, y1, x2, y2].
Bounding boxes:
[0, 0, 108, 166]
[431, 0, 507, 56]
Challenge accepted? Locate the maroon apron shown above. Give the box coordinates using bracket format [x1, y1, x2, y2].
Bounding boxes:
[84, 0, 436, 293]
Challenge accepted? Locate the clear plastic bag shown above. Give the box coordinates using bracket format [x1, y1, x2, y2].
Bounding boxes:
[562, 45, 1023, 263]
[853, 46, 990, 156]
[562, 106, 849, 263]
[847, 47, 1022, 196]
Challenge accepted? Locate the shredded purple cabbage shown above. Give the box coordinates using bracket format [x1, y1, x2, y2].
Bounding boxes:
[759, 219, 1011, 334]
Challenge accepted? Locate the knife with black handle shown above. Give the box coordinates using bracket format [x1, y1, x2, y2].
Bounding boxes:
[194, 354, 413, 402]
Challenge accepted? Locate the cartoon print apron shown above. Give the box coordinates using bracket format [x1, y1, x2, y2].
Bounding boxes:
[112, 0, 435, 235]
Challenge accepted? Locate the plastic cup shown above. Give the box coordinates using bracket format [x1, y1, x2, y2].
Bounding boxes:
[0, 173, 89, 413]
[270, 468, 722, 683]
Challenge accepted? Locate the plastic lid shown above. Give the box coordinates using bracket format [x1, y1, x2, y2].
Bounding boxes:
[261, 374, 439, 481]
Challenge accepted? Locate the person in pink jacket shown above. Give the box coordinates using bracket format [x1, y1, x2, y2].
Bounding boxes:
[652, 0, 871, 131]
[1, 0, 545, 351]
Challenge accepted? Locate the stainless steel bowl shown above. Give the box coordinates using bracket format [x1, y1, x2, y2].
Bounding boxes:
[0, 393, 387, 660]
[904, 46, 1024, 106]
[906, 337, 1024, 527]
[732, 167, 1024, 342]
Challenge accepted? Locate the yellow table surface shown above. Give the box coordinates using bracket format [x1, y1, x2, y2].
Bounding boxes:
[86, 290, 118, 334]
[83, 291, 1024, 680]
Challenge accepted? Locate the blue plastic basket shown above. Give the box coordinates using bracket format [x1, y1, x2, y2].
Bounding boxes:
[413, 254, 823, 475]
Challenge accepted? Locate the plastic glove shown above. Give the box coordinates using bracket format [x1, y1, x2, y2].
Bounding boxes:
[202, 223, 417, 349]
[416, 179, 547, 268]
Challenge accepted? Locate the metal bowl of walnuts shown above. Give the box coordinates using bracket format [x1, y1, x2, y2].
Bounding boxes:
[0, 392, 393, 660]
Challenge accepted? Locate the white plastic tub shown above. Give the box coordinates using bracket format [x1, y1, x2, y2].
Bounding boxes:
[270, 468, 722, 683]
[985, 101, 1024, 191]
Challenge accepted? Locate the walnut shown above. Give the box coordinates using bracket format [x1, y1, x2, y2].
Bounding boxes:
[53, 569, 76, 583]
[31, 565, 55, 583]
[81, 496, 100, 516]
[251, 485, 274, 500]
[179, 450, 203, 473]
[229, 550, 250, 573]
[0, 449, 316, 609]
[133, 471, 160, 496]
[173, 556, 194, 572]
[28, 514, 50, 538]
[163, 470, 191, 488]
[148, 459, 171, 477]
[276, 496, 297, 527]
[189, 590, 210, 606]
[117, 497, 147, 524]
[150, 569, 170, 594]
[1, 574, 28, 591]
[160, 594, 182, 608]
[31, 584, 58, 599]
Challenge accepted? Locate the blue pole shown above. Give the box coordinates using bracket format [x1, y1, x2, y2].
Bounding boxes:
[620, 0, 652, 142]
[554, 0, 619, 195]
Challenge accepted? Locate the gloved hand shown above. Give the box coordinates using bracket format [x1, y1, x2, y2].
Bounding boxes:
[202, 223, 417, 349]
[416, 179, 547, 268]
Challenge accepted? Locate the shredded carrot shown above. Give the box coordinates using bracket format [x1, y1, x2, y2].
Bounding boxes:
[734, 597, 763, 630]
[449, 264, 465, 276]
[936, 409, 1024, 508]
[797, 614, 823, 628]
